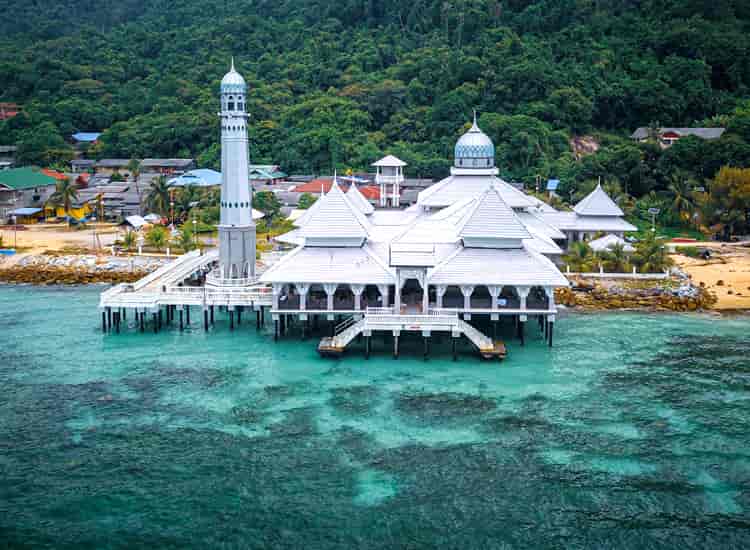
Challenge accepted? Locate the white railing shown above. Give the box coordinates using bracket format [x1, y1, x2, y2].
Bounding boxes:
[131, 250, 201, 291]
[365, 307, 395, 315]
[205, 270, 257, 287]
[335, 316, 357, 335]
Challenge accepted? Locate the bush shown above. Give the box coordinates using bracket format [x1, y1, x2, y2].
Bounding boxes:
[145, 225, 168, 251]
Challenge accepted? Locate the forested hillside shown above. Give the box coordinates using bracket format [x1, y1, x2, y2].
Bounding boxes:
[2, 0, 750, 200]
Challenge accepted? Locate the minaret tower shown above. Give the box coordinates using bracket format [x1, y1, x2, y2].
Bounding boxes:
[217, 58, 255, 280]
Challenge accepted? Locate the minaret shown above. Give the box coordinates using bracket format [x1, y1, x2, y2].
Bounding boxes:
[218, 58, 255, 280]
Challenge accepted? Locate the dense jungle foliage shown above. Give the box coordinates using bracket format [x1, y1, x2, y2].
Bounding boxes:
[1, 0, 750, 232]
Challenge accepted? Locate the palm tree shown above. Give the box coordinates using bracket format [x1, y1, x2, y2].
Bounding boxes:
[667, 171, 696, 224]
[632, 233, 673, 273]
[121, 230, 137, 252]
[175, 185, 200, 220]
[601, 243, 631, 273]
[145, 225, 167, 251]
[173, 225, 196, 252]
[128, 158, 142, 198]
[144, 176, 171, 217]
[46, 178, 79, 224]
[562, 241, 595, 272]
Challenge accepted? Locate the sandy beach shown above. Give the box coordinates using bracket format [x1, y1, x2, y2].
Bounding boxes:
[673, 244, 750, 310]
[0, 223, 120, 253]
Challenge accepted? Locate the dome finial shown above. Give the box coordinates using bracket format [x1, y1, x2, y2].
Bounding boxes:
[471, 109, 480, 131]
[231, 56, 235, 72]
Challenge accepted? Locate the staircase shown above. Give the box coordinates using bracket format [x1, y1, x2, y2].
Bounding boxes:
[319, 316, 366, 356]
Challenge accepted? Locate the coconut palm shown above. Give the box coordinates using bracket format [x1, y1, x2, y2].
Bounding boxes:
[145, 225, 167, 251]
[173, 225, 196, 252]
[128, 158, 142, 197]
[601, 243, 631, 273]
[121, 230, 137, 251]
[144, 176, 171, 217]
[46, 178, 79, 224]
[632, 233, 673, 273]
[174, 185, 201, 220]
[667, 171, 696, 224]
[562, 241, 595, 272]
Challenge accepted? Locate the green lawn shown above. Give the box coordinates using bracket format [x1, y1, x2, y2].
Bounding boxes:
[628, 217, 705, 241]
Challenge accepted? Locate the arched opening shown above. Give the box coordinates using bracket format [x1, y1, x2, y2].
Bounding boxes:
[400, 278, 424, 313]
[362, 284, 384, 309]
[334, 285, 355, 310]
[279, 283, 300, 310]
[307, 284, 327, 310]
[442, 285, 463, 308]
[228, 95, 235, 110]
[528, 286, 550, 310]
[499, 286, 520, 309]
[471, 286, 492, 309]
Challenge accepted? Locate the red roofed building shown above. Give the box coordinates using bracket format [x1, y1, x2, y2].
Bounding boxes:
[41, 169, 68, 181]
[0, 103, 20, 121]
[292, 178, 381, 202]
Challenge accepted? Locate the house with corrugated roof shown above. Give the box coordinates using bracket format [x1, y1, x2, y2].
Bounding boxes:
[0, 167, 58, 221]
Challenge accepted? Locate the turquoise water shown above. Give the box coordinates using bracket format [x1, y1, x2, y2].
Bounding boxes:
[1, 285, 750, 548]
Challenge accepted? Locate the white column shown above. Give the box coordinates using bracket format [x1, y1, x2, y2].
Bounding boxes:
[543, 286, 555, 311]
[377, 284, 390, 309]
[422, 281, 429, 313]
[395, 273, 403, 314]
[272, 283, 282, 310]
[517, 285, 530, 311]
[487, 285, 501, 310]
[435, 285, 447, 309]
[460, 285, 475, 311]
[323, 283, 338, 311]
[297, 283, 310, 311]
[351, 284, 365, 311]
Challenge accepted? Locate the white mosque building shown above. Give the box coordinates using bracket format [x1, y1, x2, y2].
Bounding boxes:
[100, 62, 635, 359]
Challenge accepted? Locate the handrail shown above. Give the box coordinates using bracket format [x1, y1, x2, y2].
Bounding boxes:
[335, 315, 357, 335]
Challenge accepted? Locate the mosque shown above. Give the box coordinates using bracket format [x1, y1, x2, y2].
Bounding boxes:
[99, 61, 635, 359]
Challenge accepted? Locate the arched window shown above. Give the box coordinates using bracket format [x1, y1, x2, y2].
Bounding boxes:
[228, 95, 235, 110]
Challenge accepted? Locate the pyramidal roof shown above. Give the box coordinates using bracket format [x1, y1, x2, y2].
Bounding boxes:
[457, 184, 531, 243]
[299, 181, 370, 242]
[346, 183, 375, 215]
[574, 184, 624, 217]
[372, 154, 406, 167]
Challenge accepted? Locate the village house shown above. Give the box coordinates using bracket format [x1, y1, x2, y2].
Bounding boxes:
[631, 127, 726, 148]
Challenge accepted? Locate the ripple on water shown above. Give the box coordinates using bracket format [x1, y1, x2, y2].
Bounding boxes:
[3, 287, 750, 548]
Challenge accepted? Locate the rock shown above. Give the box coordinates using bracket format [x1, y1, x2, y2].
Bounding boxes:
[716, 280, 725, 286]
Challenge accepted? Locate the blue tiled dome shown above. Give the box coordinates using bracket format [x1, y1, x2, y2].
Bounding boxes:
[220, 58, 247, 94]
[454, 118, 495, 169]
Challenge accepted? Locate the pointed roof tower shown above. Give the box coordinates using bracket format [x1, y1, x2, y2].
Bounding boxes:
[573, 183, 624, 217]
[457, 184, 531, 248]
[299, 181, 370, 246]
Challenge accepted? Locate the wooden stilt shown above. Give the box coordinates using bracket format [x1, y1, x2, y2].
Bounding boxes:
[393, 335, 399, 359]
[452, 336, 458, 361]
[365, 335, 370, 359]
[519, 320, 525, 346]
[237, 307, 242, 325]
[549, 322, 554, 348]
[229, 310, 234, 331]
[153, 313, 158, 334]
[107, 308, 112, 331]
[186, 306, 190, 325]
[256, 310, 260, 330]
[210, 305, 214, 324]
[102, 311, 107, 332]
[424, 336, 429, 361]
[139, 311, 145, 333]
[179, 309, 184, 331]
[274, 320, 279, 341]
[204, 309, 209, 331]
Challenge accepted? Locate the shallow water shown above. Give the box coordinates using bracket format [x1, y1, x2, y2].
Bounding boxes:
[1, 285, 750, 548]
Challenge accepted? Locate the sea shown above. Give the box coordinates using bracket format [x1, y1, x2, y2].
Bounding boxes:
[1, 285, 749, 549]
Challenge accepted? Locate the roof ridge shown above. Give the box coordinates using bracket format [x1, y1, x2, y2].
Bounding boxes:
[457, 184, 531, 241]
[573, 183, 624, 217]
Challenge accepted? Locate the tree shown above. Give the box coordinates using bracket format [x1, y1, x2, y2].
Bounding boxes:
[121, 230, 137, 251]
[562, 241, 595, 272]
[253, 191, 282, 221]
[145, 225, 167, 251]
[144, 176, 171, 217]
[631, 233, 673, 273]
[601, 243, 631, 273]
[707, 166, 750, 238]
[298, 192, 317, 209]
[172, 225, 196, 252]
[128, 158, 142, 197]
[666, 170, 697, 225]
[46, 178, 79, 223]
